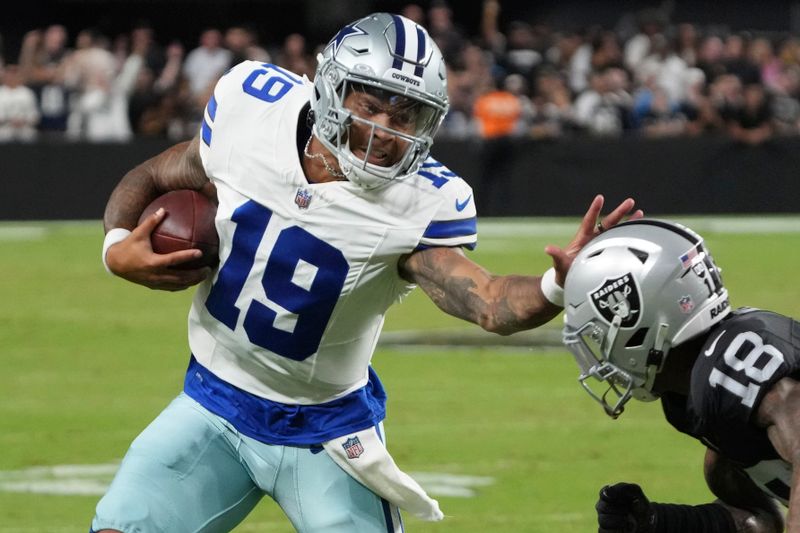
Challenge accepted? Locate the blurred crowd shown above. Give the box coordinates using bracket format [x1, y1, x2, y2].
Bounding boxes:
[0, 1, 798, 145]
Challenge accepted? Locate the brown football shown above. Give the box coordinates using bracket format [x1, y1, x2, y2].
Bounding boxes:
[138, 189, 219, 269]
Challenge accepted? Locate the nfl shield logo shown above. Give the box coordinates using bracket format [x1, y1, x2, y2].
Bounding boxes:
[294, 188, 313, 209]
[342, 436, 364, 459]
[679, 295, 695, 313]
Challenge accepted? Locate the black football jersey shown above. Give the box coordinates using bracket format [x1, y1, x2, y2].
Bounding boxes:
[661, 308, 800, 504]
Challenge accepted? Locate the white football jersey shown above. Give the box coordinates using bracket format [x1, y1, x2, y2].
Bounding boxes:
[190, 61, 476, 406]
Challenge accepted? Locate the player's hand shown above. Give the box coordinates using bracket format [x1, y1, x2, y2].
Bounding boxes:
[596, 483, 655, 533]
[105, 208, 211, 291]
[545, 195, 643, 286]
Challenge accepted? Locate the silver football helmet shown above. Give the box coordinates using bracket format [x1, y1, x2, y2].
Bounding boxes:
[562, 219, 730, 418]
[311, 13, 449, 189]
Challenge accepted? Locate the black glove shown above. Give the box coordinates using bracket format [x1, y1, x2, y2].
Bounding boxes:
[596, 482, 656, 533]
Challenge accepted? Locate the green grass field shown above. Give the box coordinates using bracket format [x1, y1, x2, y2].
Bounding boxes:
[1, 216, 799, 532]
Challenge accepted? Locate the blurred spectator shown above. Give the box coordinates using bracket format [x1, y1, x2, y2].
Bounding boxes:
[748, 37, 781, 90]
[770, 64, 800, 135]
[695, 35, 726, 83]
[64, 28, 144, 141]
[129, 41, 185, 137]
[440, 43, 493, 138]
[722, 33, 759, 84]
[573, 66, 633, 136]
[130, 21, 166, 76]
[225, 25, 270, 66]
[275, 33, 314, 80]
[635, 33, 689, 103]
[726, 81, 774, 145]
[624, 7, 667, 73]
[17, 25, 71, 136]
[473, 82, 525, 139]
[591, 30, 623, 72]
[529, 68, 576, 139]
[505, 22, 543, 79]
[182, 28, 231, 99]
[639, 85, 687, 137]
[675, 23, 699, 66]
[427, 0, 465, 64]
[709, 72, 744, 121]
[678, 67, 723, 135]
[0, 64, 40, 142]
[564, 30, 593, 94]
[401, 3, 426, 26]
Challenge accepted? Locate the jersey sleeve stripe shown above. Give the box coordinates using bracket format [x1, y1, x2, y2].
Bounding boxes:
[201, 118, 213, 147]
[423, 217, 477, 239]
[207, 94, 218, 122]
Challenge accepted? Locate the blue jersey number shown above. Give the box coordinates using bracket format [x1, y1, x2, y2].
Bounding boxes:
[205, 201, 349, 361]
[242, 63, 302, 103]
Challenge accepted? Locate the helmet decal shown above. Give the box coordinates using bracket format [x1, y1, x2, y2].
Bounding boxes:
[330, 23, 368, 56]
[589, 273, 642, 328]
[562, 219, 732, 417]
[311, 13, 449, 189]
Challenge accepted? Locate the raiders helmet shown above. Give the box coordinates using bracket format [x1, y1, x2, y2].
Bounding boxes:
[311, 13, 449, 189]
[562, 219, 730, 418]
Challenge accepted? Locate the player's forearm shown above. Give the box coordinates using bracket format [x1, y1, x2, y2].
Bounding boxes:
[475, 274, 561, 334]
[104, 139, 208, 232]
[785, 464, 800, 531]
[103, 164, 163, 232]
[417, 270, 559, 335]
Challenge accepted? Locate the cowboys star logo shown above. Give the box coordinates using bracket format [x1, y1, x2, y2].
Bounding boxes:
[589, 273, 642, 328]
[329, 23, 368, 56]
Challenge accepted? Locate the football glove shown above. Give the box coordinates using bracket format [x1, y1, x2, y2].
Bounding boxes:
[596, 482, 656, 533]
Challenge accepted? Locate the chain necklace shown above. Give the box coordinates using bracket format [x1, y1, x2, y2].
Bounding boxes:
[304, 135, 346, 179]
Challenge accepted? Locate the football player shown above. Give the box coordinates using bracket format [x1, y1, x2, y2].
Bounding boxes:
[95, 13, 641, 533]
[562, 219, 799, 533]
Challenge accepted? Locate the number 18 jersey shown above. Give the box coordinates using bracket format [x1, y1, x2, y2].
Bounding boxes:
[185, 61, 476, 443]
[662, 308, 800, 504]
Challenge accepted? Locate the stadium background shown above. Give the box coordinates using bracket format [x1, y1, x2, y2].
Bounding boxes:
[2, 1, 800, 532]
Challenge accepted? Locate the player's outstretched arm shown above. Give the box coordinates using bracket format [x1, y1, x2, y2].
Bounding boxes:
[399, 195, 642, 335]
[595, 469, 781, 533]
[756, 377, 800, 531]
[103, 135, 215, 290]
[399, 245, 561, 335]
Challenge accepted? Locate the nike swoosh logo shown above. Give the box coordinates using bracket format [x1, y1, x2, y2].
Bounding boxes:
[704, 330, 726, 357]
[455, 195, 472, 212]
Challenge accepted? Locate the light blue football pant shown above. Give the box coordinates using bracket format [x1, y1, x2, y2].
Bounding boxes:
[91, 393, 403, 533]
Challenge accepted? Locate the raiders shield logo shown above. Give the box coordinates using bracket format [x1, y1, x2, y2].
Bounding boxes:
[589, 273, 642, 328]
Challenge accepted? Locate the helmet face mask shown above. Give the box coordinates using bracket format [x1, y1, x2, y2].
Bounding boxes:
[562, 220, 731, 418]
[312, 13, 449, 189]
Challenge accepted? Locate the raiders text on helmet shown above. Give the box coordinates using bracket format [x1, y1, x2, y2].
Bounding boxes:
[562, 219, 730, 418]
[311, 13, 449, 189]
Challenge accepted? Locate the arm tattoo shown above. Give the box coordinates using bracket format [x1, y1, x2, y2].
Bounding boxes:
[403, 247, 557, 334]
[104, 137, 210, 232]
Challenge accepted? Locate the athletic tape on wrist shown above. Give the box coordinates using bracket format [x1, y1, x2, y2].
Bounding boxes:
[102, 228, 132, 274]
[540, 267, 564, 307]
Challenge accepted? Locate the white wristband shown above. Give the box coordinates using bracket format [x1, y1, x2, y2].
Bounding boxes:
[540, 267, 564, 307]
[102, 228, 132, 274]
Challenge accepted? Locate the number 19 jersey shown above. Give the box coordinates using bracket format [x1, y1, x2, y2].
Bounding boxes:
[186, 61, 476, 443]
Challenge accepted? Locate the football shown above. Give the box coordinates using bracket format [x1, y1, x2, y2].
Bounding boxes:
[138, 189, 219, 269]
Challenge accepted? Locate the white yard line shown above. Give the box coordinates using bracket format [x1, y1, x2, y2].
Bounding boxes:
[0, 463, 494, 499]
